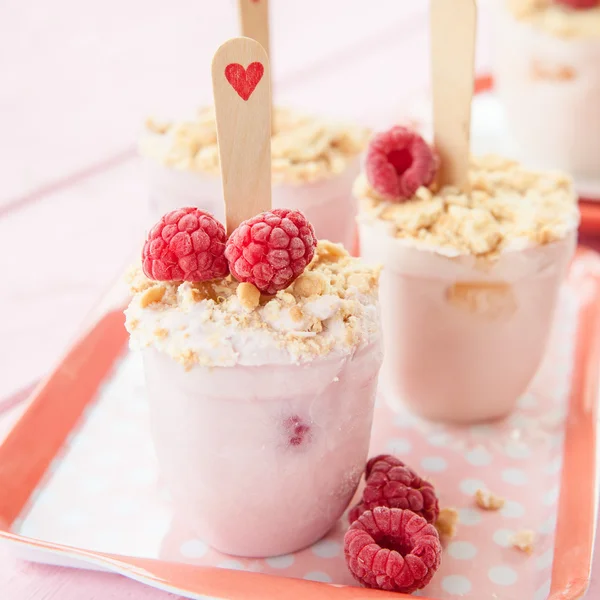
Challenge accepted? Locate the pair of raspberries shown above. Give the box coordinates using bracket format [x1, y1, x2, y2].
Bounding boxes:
[344, 455, 442, 594]
[142, 207, 316, 295]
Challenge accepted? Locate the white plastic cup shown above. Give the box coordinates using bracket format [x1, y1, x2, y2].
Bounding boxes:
[146, 157, 361, 251]
[359, 221, 576, 423]
[143, 338, 382, 557]
[492, 3, 600, 195]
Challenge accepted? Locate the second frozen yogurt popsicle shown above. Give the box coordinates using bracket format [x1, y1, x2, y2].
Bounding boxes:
[356, 126, 579, 423]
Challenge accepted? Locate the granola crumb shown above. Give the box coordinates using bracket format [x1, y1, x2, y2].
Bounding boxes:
[446, 281, 517, 320]
[356, 154, 578, 257]
[347, 272, 379, 294]
[140, 285, 166, 308]
[293, 272, 326, 297]
[289, 305, 304, 322]
[510, 529, 535, 554]
[145, 116, 171, 135]
[312, 240, 347, 264]
[435, 507, 459, 539]
[140, 107, 369, 184]
[125, 240, 380, 368]
[475, 488, 506, 511]
[236, 282, 261, 311]
[126, 266, 154, 294]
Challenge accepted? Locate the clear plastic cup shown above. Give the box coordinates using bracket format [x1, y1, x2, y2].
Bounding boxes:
[145, 157, 361, 251]
[358, 222, 576, 423]
[492, 2, 600, 195]
[142, 338, 382, 557]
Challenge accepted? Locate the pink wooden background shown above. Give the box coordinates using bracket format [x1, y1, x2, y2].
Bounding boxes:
[0, 1, 598, 598]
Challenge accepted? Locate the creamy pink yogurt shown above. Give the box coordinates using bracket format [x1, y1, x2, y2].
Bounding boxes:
[143, 341, 381, 557]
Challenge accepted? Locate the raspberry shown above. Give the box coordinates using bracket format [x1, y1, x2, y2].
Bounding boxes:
[344, 507, 442, 593]
[555, 0, 598, 8]
[349, 455, 439, 524]
[225, 209, 316, 295]
[142, 208, 228, 282]
[365, 126, 438, 201]
[283, 415, 312, 447]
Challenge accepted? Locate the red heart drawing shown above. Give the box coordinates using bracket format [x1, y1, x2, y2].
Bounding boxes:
[224, 62, 264, 101]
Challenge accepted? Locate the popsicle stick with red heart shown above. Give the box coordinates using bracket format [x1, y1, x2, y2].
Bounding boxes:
[430, 0, 477, 192]
[212, 37, 272, 234]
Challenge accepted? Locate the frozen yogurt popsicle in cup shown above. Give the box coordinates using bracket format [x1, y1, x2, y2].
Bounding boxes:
[356, 1, 579, 423]
[125, 38, 383, 557]
[356, 143, 579, 423]
[493, 0, 600, 195]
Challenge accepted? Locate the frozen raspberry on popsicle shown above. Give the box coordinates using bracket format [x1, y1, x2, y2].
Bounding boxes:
[349, 455, 439, 524]
[365, 126, 438, 201]
[225, 208, 317, 295]
[555, 0, 598, 9]
[142, 207, 229, 282]
[344, 507, 442, 593]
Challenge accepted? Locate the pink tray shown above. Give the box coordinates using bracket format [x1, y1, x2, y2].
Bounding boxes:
[0, 247, 599, 600]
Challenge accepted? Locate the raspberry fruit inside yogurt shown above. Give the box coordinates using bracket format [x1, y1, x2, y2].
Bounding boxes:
[283, 415, 312, 447]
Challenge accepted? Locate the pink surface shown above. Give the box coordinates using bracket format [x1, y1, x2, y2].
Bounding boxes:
[0, 1, 598, 598]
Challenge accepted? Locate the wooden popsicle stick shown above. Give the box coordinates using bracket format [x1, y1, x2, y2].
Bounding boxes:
[212, 37, 272, 233]
[237, 0, 274, 130]
[430, 0, 477, 192]
[237, 0, 270, 59]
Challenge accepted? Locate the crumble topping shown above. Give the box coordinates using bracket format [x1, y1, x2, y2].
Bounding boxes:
[435, 507, 459, 539]
[507, 0, 600, 37]
[125, 241, 381, 369]
[356, 155, 579, 257]
[236, 282, 261, 311]
[139, 285, 166, 308]
[510, 529, 535, 554]
[140, 107, 370, 184]
[474, 488, 506, 511]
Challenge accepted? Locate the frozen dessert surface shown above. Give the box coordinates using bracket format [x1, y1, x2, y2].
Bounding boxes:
[125, 241, 380, 368]
[140, 107, 369, 183]
[355, 155, 579, 257]
[507, 0, 600, 37]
